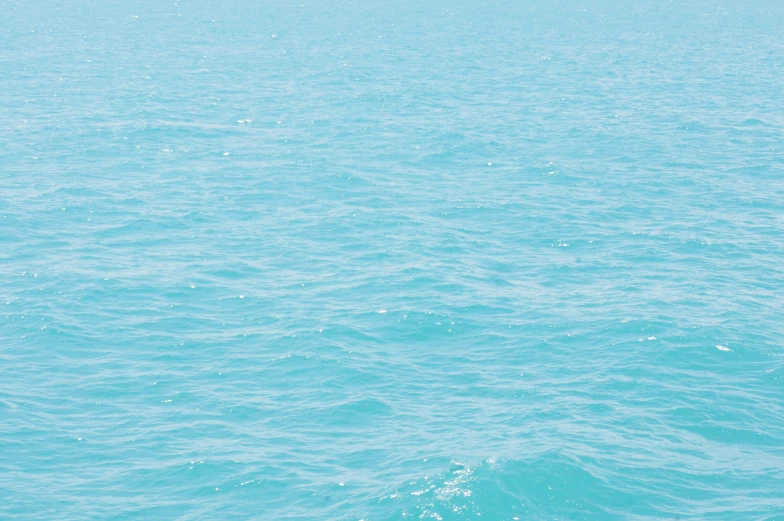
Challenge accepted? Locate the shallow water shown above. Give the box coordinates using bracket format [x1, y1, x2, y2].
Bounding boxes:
[2, 1, 784, 519]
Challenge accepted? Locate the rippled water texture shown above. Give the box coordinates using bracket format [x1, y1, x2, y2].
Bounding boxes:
[2, 1, 783, 519]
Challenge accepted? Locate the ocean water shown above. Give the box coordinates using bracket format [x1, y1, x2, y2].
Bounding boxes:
[2, 0, 784, 519]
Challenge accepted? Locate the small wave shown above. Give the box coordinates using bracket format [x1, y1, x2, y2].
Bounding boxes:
[376, 454, 629, 520]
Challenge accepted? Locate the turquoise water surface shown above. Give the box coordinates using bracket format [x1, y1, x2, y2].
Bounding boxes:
[2, 1, 784, 519]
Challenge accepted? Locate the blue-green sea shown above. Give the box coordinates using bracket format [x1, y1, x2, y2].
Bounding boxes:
[2, 1, 783, 519]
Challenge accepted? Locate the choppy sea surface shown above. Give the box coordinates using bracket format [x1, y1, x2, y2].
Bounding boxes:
[2, 1, 784, 519]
